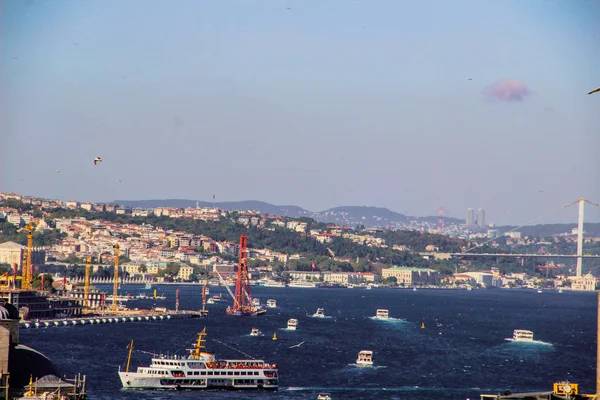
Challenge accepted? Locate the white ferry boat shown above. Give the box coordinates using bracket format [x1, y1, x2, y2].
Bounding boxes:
[263, 281, 286, 288]
[312, 308, 325, 318]
[288, 281, 317, 288]
[250, 328, 261, 336]
[287, 319, 298, 330]
[118, 328, 278, 390]
[511, 329, 534, 342]
[356, 350, 373, 367]
[374, 309, 389, 319]
[266, 299, 276, 308]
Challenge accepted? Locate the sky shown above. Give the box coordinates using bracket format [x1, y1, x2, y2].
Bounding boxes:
[1, 0, 599, 226]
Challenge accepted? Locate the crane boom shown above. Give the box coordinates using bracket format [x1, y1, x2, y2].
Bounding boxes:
[84, 258, 91, 309]
[112, 244, 120, 312]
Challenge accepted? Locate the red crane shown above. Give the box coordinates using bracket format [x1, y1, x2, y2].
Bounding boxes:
[225, 235, 265, 316]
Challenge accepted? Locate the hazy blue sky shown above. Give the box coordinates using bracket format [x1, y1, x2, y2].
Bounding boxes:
[2, 0, 599, 225]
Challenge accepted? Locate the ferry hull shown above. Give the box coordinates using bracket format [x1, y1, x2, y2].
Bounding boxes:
[119, 372, 278, 390]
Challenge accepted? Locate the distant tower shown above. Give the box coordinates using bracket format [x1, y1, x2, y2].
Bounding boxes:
[477, 208, 486, 227]
[466, 208, 475, 226]
[437, 206, 446, 230]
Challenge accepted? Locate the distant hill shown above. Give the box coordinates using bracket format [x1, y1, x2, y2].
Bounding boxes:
[311, 206, 408, 227]
[114, 199, 413, 226]
[114, 199, 310, 218]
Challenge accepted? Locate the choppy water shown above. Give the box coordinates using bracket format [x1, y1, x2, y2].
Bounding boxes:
[20, 286, 597, 399]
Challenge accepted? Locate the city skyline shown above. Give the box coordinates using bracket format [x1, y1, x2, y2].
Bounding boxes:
[2, 0, 599, 225]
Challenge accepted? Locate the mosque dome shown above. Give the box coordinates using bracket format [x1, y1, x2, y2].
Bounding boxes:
[0, 303, 19, 320]
[8, 344, 61, 389]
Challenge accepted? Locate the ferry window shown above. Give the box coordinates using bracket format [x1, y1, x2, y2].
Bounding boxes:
[187, 372, 192, 376]
[234, 372, 240, 375]
[201, 372, 206, 375]
[227, 371, 233, 375]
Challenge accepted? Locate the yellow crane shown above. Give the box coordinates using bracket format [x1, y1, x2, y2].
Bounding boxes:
[22, 223, 34, 290]
[84, 257, 92, 310]
[112, 243, 120, 313]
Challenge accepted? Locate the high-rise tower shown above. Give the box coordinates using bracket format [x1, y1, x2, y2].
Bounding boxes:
[466, 208, 475, 226]
[477, 208, 486, 227]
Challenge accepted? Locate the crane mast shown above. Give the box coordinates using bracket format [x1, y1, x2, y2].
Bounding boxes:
[22, 223, 34, 290]
[84, 258, 91, 309]
[112, 243, 119, 313]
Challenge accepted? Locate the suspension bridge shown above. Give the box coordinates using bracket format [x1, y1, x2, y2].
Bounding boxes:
[450, 198, 600, 277]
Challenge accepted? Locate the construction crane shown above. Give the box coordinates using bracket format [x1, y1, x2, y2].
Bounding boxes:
[84, 257, 92, 309]
[22, 223, 34, 290]
[112, 243, 120, 313]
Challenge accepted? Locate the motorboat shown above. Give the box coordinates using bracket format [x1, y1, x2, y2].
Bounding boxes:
[317, 393, 332, 400]
[312, 308, 325, 318]
[287, 319, 298, 330]
[266, 299, 276, 308]
[250, 328, 261, 336]
[512, 329, 534, 342]
[356, 350, 373, 367]
[374, 309, 389, 320]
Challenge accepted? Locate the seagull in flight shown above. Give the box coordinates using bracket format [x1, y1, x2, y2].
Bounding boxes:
[588, 87, 600, 95]
[56, 169, 60, 173]
[289, 341, 305, 348]
[93, 157, 102, 165]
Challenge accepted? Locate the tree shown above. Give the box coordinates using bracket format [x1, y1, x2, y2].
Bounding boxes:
[138, 264, 148, 273]
[382, 276, 397, 286]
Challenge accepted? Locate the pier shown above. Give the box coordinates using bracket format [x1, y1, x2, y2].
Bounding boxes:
[18, 310, 203, 330]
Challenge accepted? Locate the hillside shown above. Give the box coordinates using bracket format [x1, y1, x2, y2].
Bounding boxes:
[115, 199, 422, 226]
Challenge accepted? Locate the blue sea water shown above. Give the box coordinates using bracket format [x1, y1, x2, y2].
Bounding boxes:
[20, 286, 597, 400]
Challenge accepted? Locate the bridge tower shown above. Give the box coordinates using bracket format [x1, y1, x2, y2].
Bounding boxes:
[576, 198, 585, 277]
[437, 206, 446, 231]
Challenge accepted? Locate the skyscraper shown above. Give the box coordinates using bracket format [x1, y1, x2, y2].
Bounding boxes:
[466, 208, 475, 226]
[477, 208, 486, 227]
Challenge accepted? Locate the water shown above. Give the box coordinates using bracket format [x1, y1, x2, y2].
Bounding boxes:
[20, 286, 596, 399]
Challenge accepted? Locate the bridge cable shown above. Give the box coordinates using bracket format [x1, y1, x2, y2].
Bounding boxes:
[463, 200, 577, 253]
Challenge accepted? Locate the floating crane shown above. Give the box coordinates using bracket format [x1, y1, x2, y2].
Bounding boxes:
[200, 279, 209, 318]
[112, 243, 119, 313]
[84, 257, 92, 310]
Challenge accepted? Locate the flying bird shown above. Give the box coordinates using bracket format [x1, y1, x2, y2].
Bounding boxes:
[289, 341, 305, 348]
[56, 170, 60, 173]
[468, 78, 473, 81]
[115, 179, 122, 183]
[93, 157, 102, 165]
[588, 87, 600, 95]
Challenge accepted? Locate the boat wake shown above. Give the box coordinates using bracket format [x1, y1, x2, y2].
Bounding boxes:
[369, 316, 407, 323]
[346, 364, 388, 369]
[309, 314, 333, 319]
[504, 338, 552, 346]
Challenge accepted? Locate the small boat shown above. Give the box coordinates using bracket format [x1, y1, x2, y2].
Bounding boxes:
[512, 329, 534, 342]
[287, 319, 298, 330]
[211, 294, 222, 302]
[537, 289, 543, 294]
[250, 328, 261, 336]
[558, 288, 563, 293]
[356, 350, 374, 367]
[375, 309, 389, 320]
[266, 299, 277, 308]
[366, 284, 372, 290]
[135, 293, 147, 299]
[312, 308, 325, 318]
[206, 298, 215, 305]
[317, 393, 332, 400]
[412, 287, 417, 292]
[144, 283, 152, 290]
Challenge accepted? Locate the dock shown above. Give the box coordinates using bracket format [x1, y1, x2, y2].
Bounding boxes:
[19, 310, 203, 329]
